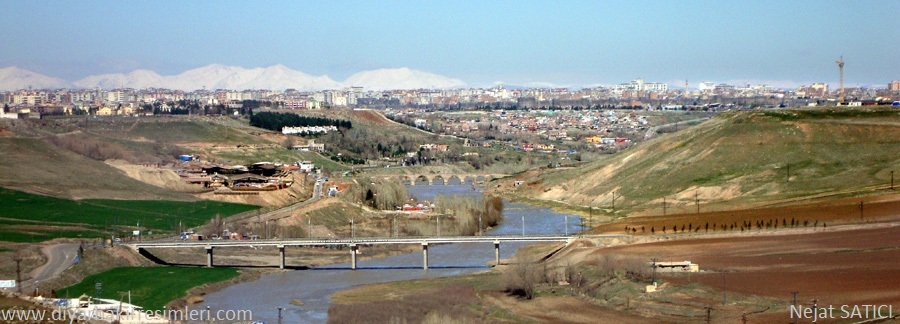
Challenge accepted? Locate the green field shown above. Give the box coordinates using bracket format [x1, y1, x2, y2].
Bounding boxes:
[0, 187, 259, 242]
[58, 266, 239, 310]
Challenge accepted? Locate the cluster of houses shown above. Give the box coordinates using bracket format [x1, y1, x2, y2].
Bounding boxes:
[400, 201, 435, 212]
[281, 125, 338, 135]
[290, 139, 326, 153]
[391, 109, 647, 154]
[418, 143, 450, 151]
[585, 136, 631, 146]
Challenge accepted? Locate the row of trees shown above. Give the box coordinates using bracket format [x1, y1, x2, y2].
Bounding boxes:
[432, 195, 504, 235]
[625, 218, 826, 235]
[345, 177, 410, 211]
[250, 111, 351, 132]
[319, 126, 421, 161]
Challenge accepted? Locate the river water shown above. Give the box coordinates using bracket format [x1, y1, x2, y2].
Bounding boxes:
[197, 185, 581, 323]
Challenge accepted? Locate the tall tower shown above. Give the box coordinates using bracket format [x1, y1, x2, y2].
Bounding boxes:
[836, 56, 844, 103]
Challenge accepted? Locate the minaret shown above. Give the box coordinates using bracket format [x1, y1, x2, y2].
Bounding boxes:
[836, 56, 844, 103]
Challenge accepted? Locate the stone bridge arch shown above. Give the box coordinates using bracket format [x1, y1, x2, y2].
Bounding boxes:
[386, 174, 507, 186]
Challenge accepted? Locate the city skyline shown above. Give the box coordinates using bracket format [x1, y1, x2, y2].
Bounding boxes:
[1, 0, 898, 88]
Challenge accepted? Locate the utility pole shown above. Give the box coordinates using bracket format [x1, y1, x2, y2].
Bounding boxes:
[521, 215, 525, 236]
[612, 191, 616, 212]
[859, 201, 864, 221]
[14, 255, 23, 294]
[787, 163, 791, 182]
[695, 191, 700, 214]
[722, 271, 727, 305]
[791, 291, 799, 324]
[663, 196, 667, 216]
[582, 208, 588, 232]
[478, 213, 483, 236]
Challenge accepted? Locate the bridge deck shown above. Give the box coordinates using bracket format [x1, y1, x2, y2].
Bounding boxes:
[130, 235, 614, 249]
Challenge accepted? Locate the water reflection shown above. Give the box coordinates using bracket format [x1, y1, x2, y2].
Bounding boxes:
[197, 185, 580, 323]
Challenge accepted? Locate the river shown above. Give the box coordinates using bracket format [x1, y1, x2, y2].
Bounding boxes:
[197, 185, 581, 323]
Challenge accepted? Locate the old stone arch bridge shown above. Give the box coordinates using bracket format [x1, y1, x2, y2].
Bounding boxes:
[387, 174, 508, 186]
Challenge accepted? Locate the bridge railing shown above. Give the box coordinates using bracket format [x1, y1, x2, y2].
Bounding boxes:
[131, 234, 588, 248]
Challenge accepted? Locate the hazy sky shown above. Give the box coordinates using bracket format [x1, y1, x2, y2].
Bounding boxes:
[2, 0, 897, 88]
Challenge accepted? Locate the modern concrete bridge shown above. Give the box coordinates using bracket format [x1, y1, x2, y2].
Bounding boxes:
[131, 235, 591, 270]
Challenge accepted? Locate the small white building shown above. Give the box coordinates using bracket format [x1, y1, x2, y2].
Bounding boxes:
[297, 161, 315, 172]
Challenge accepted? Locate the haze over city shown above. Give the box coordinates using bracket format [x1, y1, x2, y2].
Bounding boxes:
[2, 0, 898, 89]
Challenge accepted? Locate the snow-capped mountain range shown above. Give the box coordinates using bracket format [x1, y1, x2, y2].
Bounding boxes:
[0, 67, 71, 91]
[0, 65, 467, 92]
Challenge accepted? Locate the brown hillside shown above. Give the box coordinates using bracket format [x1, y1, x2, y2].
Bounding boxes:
[499, 107, 900, 217]
[0, 137, 192, 200]
[351, 109, 391, 124]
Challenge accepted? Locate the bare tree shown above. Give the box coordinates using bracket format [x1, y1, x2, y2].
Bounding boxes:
[283, 136, 295, 149]
[206, 214, 225, 237]
[504, 255, 541, 299]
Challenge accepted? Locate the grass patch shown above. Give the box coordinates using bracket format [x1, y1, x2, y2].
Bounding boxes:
[0, 187, 259, 242]
[761, 107, 900, 121]
[57, 266, 239, 310]
[125, 120, 263, 144]
[0, 228, 104, 243]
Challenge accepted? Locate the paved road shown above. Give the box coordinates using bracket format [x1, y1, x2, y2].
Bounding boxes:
[256, 179, 322, 219]
[24, 243, 80, 288]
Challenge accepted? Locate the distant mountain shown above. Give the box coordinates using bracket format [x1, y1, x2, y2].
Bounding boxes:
[72, 69, 165, 89]
[343, 67, 466, 91]
[0, 67, 71, 91]
[74, 64, 343, 91]
[2, 65, 469, 92]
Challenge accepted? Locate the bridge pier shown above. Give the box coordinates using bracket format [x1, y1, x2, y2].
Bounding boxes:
[205, 246, 213, 267]
[494, 240, 500, 266]
[422, 242, 429, 270]
[350, 244, 358, 270]
[278, 245, 285, 269]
